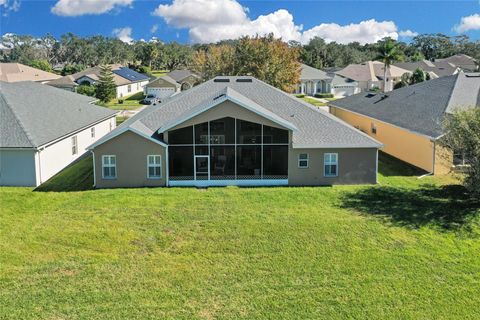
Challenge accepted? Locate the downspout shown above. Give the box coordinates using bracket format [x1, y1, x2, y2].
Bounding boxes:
[91, 150, 96, 188]
[376, 149, 379, 184]
[165, 146, 169, 187]
[37, 148, 43, 185]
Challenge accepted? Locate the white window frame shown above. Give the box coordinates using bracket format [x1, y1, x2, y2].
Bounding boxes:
[102, 155, 117, 179]
[298, 153, 309, 168]
[71, 135, 78, 155]
[91, 127, 95, 138]
[147, 155, 162, 179]
[324, 153, 338, 177]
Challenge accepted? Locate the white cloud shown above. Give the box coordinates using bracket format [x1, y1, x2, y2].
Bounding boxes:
[153, 0, 407, 45]
[150, 24, 158, 33]
[1, 0, 21, 15]
[454, 13, 480, 33]
[51, 0, 133, 17]
[399, 29, 419, 38]
[112, 27, 133, 43]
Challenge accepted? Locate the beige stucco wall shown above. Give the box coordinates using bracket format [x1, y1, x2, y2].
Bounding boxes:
[147, 78, 178, 89]
[330, 106, 436, 173]
[289, 147, 377, 185]
[93, 130, 166, 188]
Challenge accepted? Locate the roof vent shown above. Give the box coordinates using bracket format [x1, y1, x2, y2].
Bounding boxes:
[214, 78, 230, 82]
[465, 74, 480, 78]
[213, 93, 226, 100]
[236, 78, 252, 82]
[366, 93, 376, 98]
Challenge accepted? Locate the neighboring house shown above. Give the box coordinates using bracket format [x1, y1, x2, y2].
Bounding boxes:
[436, 54, 478, 72]
[0, 63, 61, 83]
[329, 72, 480, 174]
[0, 81, 117, 187]
[296, 64, 360, 98]
[167, 69, 200, 90]
[337, 61, 411, 92]
[144, 75, 181, 99]
[88, 76, 382, 188]
[394, 60, 460, 79]
[47, 64, 150, 98]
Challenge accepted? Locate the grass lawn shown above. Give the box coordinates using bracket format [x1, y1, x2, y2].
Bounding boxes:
[1, 154, 480, 319]
[301, 96, 328, 107]
[103, 92, 145, 111]
[151, 70, 169, 78]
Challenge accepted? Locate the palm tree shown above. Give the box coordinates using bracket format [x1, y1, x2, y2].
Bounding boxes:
[376, 38, 403, 92]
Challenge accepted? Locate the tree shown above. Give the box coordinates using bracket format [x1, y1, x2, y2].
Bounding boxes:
[441, 109, 480, 198]
[193, 34, 301, 93]
[411, 34, 456, 60]
[376, 38, 403, 92]
[76, 84, 96, 97]
[95, 65, 116, 103]
[410, 67, 430, 84]
[29, 59, 52, 72]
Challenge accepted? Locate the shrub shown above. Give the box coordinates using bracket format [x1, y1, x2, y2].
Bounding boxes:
[118, 99, 124, 104]
[314, 93, 334, 98]
[76, 84, 96, 97]
[294, 94, 305, 98]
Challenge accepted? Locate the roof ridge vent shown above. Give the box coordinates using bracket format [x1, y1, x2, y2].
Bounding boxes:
[236, 78, 252, 82]
[214, 78, 230, 82]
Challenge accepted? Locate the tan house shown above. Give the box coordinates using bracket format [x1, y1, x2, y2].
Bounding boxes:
[337, 61, 410, 92]
[329, 72, 480, 174]
[144, 75, 181, 99]
[167, 69, 200, 90]
[0, 63, 61, 83]
[88, 76, 382, 188]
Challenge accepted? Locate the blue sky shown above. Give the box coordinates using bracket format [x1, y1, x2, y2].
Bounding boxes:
[1, 0, 479, 44]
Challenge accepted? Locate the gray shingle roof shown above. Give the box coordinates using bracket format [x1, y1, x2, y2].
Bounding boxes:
[330, 72, 480, 139]
[0, 81, 117, 148]
[300, 64, 331, 81]
[394, 60, 459, 78]
[167, 70, 198, 82]
[436, 54, 478, 72]
[93, 76, 381, 149]
[146, 75, 181, 88]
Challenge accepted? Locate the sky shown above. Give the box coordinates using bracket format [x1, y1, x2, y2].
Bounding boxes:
[0, 0, 479, 45]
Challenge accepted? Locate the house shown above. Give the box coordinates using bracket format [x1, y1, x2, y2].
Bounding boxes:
[329, 72, 480, 174]
[0, 63, 61, 83]
[88, 76, 381, 188]
[0, 81, 117, 186]
[144, 75, 181, 99]
[296, 64, 360, 97]
[436, 54, 478, 72]
[336, 61, 411, 92]
[394, 59, 460, 79]
[166, 69, 200, 90]
[47, 64, 150, 98]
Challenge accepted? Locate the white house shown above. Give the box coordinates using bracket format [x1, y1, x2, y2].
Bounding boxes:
[47, 64, 150, 98]
[296, 64, 360, 98]
[0, 81, 117, 187]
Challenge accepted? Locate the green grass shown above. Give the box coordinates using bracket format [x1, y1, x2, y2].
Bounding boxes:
[301, 96, 328, 107]
[151, 70, 169, 77]
[1, 154, 479, 319]
[116, 115, 128, 126]
[103, 92, 145, 111]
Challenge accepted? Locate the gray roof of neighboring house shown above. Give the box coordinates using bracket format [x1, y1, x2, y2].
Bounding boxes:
[0, 81, 117, 148]
[436, 54, 478, 72]
[167, 69, 199, 82]
[300, 64, 331, 81]
[46, 74, 77, 87]
[330, 72, 480, 139]
[146, 75, 181, 88]
[337, 61, 410, 82]
[394, 60, 459, 78]
[92, 76, 381, 149]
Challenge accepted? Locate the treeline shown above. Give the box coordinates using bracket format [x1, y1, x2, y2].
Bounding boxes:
[1, 32, 479, 75]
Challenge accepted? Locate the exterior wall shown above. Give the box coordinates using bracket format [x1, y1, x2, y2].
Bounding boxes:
[288, 147, 377, 185]
[93, 130, 167, 188]
[0, 149, 37, 186]
[116, 80, 149, 98]
[434, 143, 454, 175]
[38, 117, 116, 184]
[330, 106, 436, 173]
[146, 87, 178, 99]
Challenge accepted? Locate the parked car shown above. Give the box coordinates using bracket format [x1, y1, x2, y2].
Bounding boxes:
[142, 94, 160, 105]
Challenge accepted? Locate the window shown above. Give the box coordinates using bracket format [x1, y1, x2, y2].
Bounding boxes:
[91, 127, 95, 138]
[127, 84, 131, 93]
[324, 153, 338, 177]
[102, 155, 117, 179]
[109, 122, 113, 132]
[298, 153, 309, 168]
[71, 136, 78, 155]
[371, 123, 377, 134]
[147, 155, 162, 179]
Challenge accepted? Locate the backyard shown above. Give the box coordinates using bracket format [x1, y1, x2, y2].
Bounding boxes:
[1, 155, 479, 319]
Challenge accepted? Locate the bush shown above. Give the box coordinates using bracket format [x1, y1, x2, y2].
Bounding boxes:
[76, 84, 96, 97]
[118, 99, 124, 104]
[314, 93, 334, 98]
[294, 94, 305, 98]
